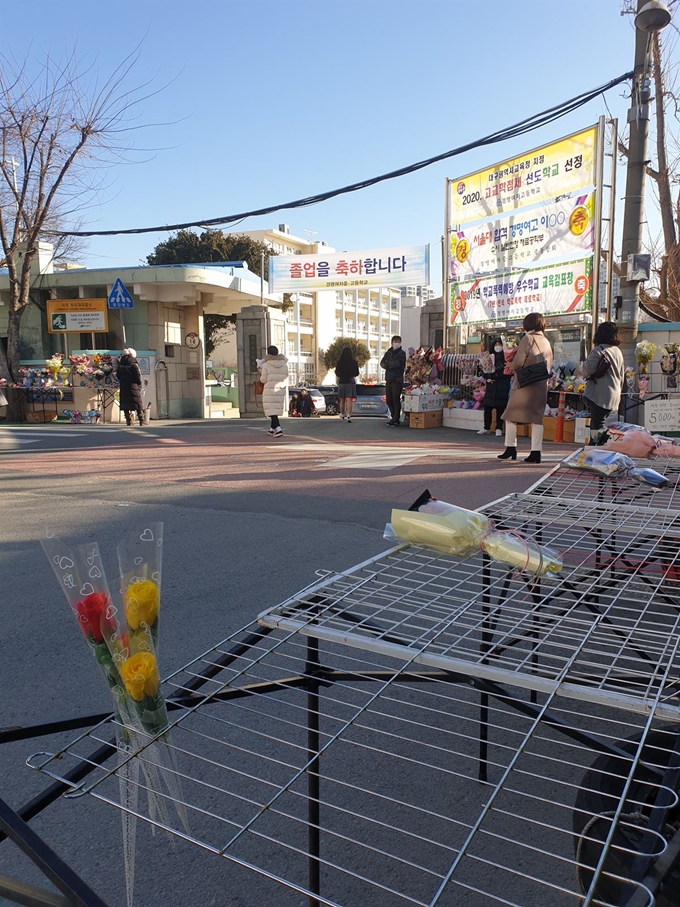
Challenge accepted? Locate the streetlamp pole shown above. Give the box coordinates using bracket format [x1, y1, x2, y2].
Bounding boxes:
[618, 0, 671, 375]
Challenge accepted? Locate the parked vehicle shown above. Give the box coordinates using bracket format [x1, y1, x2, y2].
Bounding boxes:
[352, 384, 389, 417]
[288, 387, 326, 414]
[311, 385, 339, 415]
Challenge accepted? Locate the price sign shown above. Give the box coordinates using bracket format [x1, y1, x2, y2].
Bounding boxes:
[644, 398, 680, 432]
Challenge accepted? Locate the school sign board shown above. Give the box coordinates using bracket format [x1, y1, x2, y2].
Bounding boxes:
[47, 298, 108, 334]
[447, 125, 599, 326]
[268, 245, 430, 292]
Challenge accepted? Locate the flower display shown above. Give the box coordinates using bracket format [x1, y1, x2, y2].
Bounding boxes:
[635, 340, 658, 374]
[405, 346, 444, 386]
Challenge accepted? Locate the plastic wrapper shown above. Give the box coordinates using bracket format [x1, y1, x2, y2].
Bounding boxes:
[41, 531, 168, 736]
[384, 490, 562, 577]
[41, 524, 184, 907]
[561, 448, 669, 488]
[118, 522, 162, 653]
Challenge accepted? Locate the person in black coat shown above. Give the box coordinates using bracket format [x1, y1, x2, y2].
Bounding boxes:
[116, 348, 145, 426]
[478, 339, 511, 436]
[295, 388, 316, 417]
[380, 335, 407, 426]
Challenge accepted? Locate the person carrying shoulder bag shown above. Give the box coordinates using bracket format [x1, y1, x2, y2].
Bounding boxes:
[582, 321, 625, 445]
[498, 312, 553, 464]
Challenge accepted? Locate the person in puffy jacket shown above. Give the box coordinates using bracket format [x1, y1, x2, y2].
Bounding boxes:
[258, 346, 289, 437]
[380, 335, 407, 426]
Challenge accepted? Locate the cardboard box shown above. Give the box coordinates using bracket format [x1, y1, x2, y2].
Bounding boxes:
[25, 411, 58, 423]
[403, 394, 446, 413]
[563, 420, 575, 443]
[409, 410, 443, 429]
[516, 423, 531, 437]
[542, 416, 557, 442]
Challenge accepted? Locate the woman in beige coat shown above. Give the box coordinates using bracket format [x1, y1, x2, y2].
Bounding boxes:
[498, 312, 553, 464]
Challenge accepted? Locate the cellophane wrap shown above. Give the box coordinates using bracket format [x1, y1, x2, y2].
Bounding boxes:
[40, 527, 185, 907]
[561, 448, 669, 488]
[386, 498, 562, 577]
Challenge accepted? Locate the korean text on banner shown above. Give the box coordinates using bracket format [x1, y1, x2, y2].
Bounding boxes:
[268, 245, 430, 293]
[449, 126, 597, 228]
[46, 298, 108, 334]
[450, 191, 595, 281]
[450, 258, 593, 325]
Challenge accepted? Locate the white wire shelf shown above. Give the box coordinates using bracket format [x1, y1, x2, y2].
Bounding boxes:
[28, 472, 680, 907]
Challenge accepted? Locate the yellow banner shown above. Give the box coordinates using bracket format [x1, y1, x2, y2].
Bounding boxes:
[449, 126, 598, 227]
[47, 298, 108, 334]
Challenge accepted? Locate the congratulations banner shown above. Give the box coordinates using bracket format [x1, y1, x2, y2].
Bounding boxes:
[449, 126, 597, 227]
[450, 192, 595, 281]
[450, 259, 593, 325]
[268, 244, 429, 292]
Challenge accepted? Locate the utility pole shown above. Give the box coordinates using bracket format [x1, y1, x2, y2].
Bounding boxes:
[619, 0, 671, 373]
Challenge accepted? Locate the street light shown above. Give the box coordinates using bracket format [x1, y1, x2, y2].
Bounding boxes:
[618, 0, 671, 377]
[634, 0, 671, 32]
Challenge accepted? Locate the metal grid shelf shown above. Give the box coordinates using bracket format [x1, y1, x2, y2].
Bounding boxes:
[526, 455, 680, 512]
[28, 620, 680, 907]
[260, 495, 680, 717]
[28, 484, 680, 907]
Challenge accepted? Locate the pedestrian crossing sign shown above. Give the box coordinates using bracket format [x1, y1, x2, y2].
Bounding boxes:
[108, 278, 134, 309]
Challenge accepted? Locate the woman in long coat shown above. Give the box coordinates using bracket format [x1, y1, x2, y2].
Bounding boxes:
[499, 312, 553, 464]
[116, 348, 145, 426]
[259, 346, 289, 437]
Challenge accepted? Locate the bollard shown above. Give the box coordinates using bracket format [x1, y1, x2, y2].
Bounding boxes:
[555, 390, 566, 443]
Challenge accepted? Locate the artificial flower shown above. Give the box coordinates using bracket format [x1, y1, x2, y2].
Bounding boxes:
[74, 592, 111, 643]
[635, 340, 657, 374]
[120, 651, 160, 702]
[124, 579, 159, 630]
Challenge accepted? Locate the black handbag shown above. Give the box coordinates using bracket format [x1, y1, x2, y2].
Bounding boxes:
[515, 335, 550, 388]
[588, 347, 611, 382]
[516, 361, 550, 387]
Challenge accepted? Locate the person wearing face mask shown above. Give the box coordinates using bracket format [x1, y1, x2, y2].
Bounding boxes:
[478, 338, 510, 437]
[380, 335, 407, 426]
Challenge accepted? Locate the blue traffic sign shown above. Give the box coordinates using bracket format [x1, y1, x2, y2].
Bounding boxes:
[108, 278, 134, 309]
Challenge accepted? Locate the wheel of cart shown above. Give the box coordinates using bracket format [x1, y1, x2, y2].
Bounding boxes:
[573, 729, 680, 906]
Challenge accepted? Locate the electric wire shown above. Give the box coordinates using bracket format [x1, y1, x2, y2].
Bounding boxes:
[47, 71, 634, 239]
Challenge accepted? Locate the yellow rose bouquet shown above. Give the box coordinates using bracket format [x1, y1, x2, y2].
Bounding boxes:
[385, 490, 563, 577]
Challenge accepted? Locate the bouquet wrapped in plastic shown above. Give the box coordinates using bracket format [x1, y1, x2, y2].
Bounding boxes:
[635, 340, 657, 374]
[601, 423, 680, 459]
[385, 490, 562, 577]
[41, 524, 186, 907]
[561, 448, 669, 487]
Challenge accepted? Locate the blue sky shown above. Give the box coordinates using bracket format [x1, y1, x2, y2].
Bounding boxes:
[5, 0, 661, 290]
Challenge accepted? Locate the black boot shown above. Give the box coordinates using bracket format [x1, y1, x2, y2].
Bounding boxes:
[524, 451, 541, 464]
[497, 447, 517, 461]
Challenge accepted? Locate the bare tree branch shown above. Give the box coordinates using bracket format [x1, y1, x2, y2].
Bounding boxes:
[0, 46, 164, 383]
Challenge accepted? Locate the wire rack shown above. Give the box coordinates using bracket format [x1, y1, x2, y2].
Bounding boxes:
[526, 454, 680, 512]
[29, 468, 680, 907]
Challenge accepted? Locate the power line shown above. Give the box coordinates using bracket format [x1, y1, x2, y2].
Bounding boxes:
[49, 71, 634, 239]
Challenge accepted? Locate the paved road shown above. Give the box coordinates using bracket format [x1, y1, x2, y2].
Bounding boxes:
[0, 416, 576, 907]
